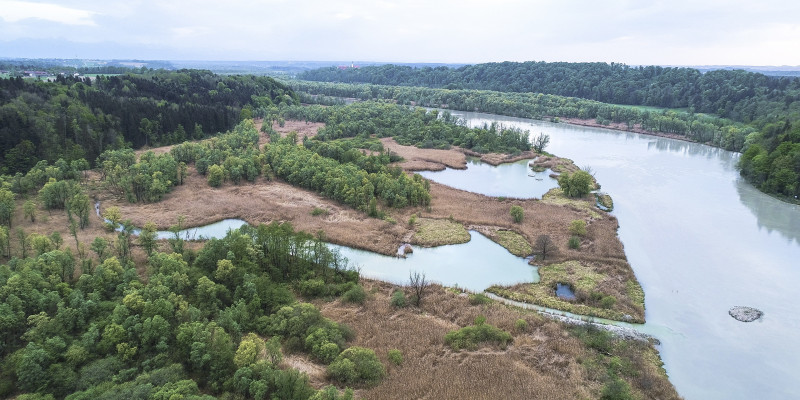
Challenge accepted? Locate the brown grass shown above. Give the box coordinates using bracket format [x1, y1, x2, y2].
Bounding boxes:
[317, 280, 680, 400]
[4, 119, 644, 321]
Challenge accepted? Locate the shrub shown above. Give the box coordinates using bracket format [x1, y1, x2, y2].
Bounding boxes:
[207, 164, 225, 187]
[387, 349, 403, 366]
[468, 293, 492, 305]
[408, 214, 417, 226]
[569, 219, 587, 236]
[568, 236, 581, 249]
[342, 284, 366, 304]
[509, 205, 524, 223]
[311, 207, 329, 216]
[390, 290, 407, 308]
[327, 347, 385, 386]
[514, 318, 528, 332]
[444, 316, 513, 351]
[299, 278, 326, 297]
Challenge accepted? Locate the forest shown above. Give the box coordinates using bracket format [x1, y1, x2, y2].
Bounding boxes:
[0, 217, 370, 399]
[298, 62, 800, 125]
[295, 61, 800, 200]
[0, 70, 297, 175]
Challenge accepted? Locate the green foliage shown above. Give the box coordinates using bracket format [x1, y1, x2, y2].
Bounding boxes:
[444, 316, 513, 351]
[387, 349, 403, 366]
[23, 200, 36, 223]
[601, 376, 636, 400]
[558, 170, 594, 198]
[509, 205, 524, 223]
[0, 221, 368, 399]
[568, 236, 581, 250]
[311, 207, 329, 216]
[341, 284, 366, 304]
[390, 290, 407, 308]
[0, 188, 14, 226]
[327, 347, 385, 386]
[514, 318, 528, 332]
[569, 219, 587, 236]
[311, 385, 355, 400]
[0, 71, 295, 174]
[468, 293, 492, 305]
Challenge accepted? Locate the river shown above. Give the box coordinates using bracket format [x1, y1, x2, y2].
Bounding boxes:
[441, 110, 800, 400]
[138, 110, 800, 398]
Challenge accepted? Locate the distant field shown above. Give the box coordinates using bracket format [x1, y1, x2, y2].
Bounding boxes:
[610, 103, 689, 113]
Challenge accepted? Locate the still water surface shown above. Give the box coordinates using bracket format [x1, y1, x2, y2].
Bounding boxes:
[442, 110, 800, 400]
[160, 111, 799, 399]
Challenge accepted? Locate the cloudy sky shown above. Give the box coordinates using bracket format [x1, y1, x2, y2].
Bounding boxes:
[1, 0, 799, 66]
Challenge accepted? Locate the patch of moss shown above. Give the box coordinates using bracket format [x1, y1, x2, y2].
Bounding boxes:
[625, 280, 645, 310]
[411, 218, 470, 247]
[486, 261, 643, 323]
[542, 188, 602, 219]
[493, 230, 533, 257]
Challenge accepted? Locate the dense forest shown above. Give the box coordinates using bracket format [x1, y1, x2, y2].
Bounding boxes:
[281, 101, 532, 154]
[298, 62, 800, 125]
[295, 61, 800, 200]
[0, 70, 297, 175]
[0, 218, 372, 399]
[289, 81, 756, 152]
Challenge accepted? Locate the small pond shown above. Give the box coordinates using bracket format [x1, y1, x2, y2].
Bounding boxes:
[418, 157, 557, 199]
[555, 283, 576, 300]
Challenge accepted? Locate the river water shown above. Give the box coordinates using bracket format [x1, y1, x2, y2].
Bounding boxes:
[441, 110, 800, 400]
[147, 111, 800, 398]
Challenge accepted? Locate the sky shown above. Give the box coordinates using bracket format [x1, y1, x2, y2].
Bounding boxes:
[1, 0, 799, 66]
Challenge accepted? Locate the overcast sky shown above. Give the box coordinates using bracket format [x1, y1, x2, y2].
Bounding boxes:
[1, 0, 799, 66]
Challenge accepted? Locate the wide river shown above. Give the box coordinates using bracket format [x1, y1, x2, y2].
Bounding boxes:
[159, 111, 799, 399]
[442, 110, 800, 400]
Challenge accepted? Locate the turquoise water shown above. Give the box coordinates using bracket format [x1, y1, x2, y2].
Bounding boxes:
[446, 110, 800, 400]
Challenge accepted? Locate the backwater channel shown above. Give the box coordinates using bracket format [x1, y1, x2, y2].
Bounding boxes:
[145, 110, 800, 399]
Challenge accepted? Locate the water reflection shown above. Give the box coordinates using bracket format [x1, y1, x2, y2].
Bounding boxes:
[736, 178, 800, 245]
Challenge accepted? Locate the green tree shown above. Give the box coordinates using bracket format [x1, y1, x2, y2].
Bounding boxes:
[532, 133, 550, 153]
[0, 188, 15, 226]
[569, 219, 587, 236]
[558, 170, 593, 198]
[139, 221, 158, 256]
[510, 205, 524, 223]
[90, 237, 109, 260]
[70, 192, 91, 229]
[207, 164, 225, 187]
[23, 200, 37, 223]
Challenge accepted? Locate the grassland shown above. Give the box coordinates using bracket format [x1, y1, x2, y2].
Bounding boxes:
[315, 279, 678, 399]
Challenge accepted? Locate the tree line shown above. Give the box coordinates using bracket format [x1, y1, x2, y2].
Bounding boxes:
[288, 80, 756, 152]
[281, 101, 533, 154]
[298, 62, 800, 125]
[0, 70, 297, 175]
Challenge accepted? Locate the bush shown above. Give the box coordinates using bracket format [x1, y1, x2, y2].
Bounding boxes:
[299, 278, 326, 297]
[509, 205, 524, 223]
[468, 293, 492, 305]
[327, 347, 385, 386]
[444, 316, 512, 351]
[568, 236, 581, 249]
[207, 164, 225, 187]
[558, 170, 593, 198]
[311, 207, 329, 216]
[514, 318, 528, 332]
[390, 290, 407, 308]
[387, 349, 403, 366]
[341, 284, 366, 304]
[569, 219, 587, 236]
